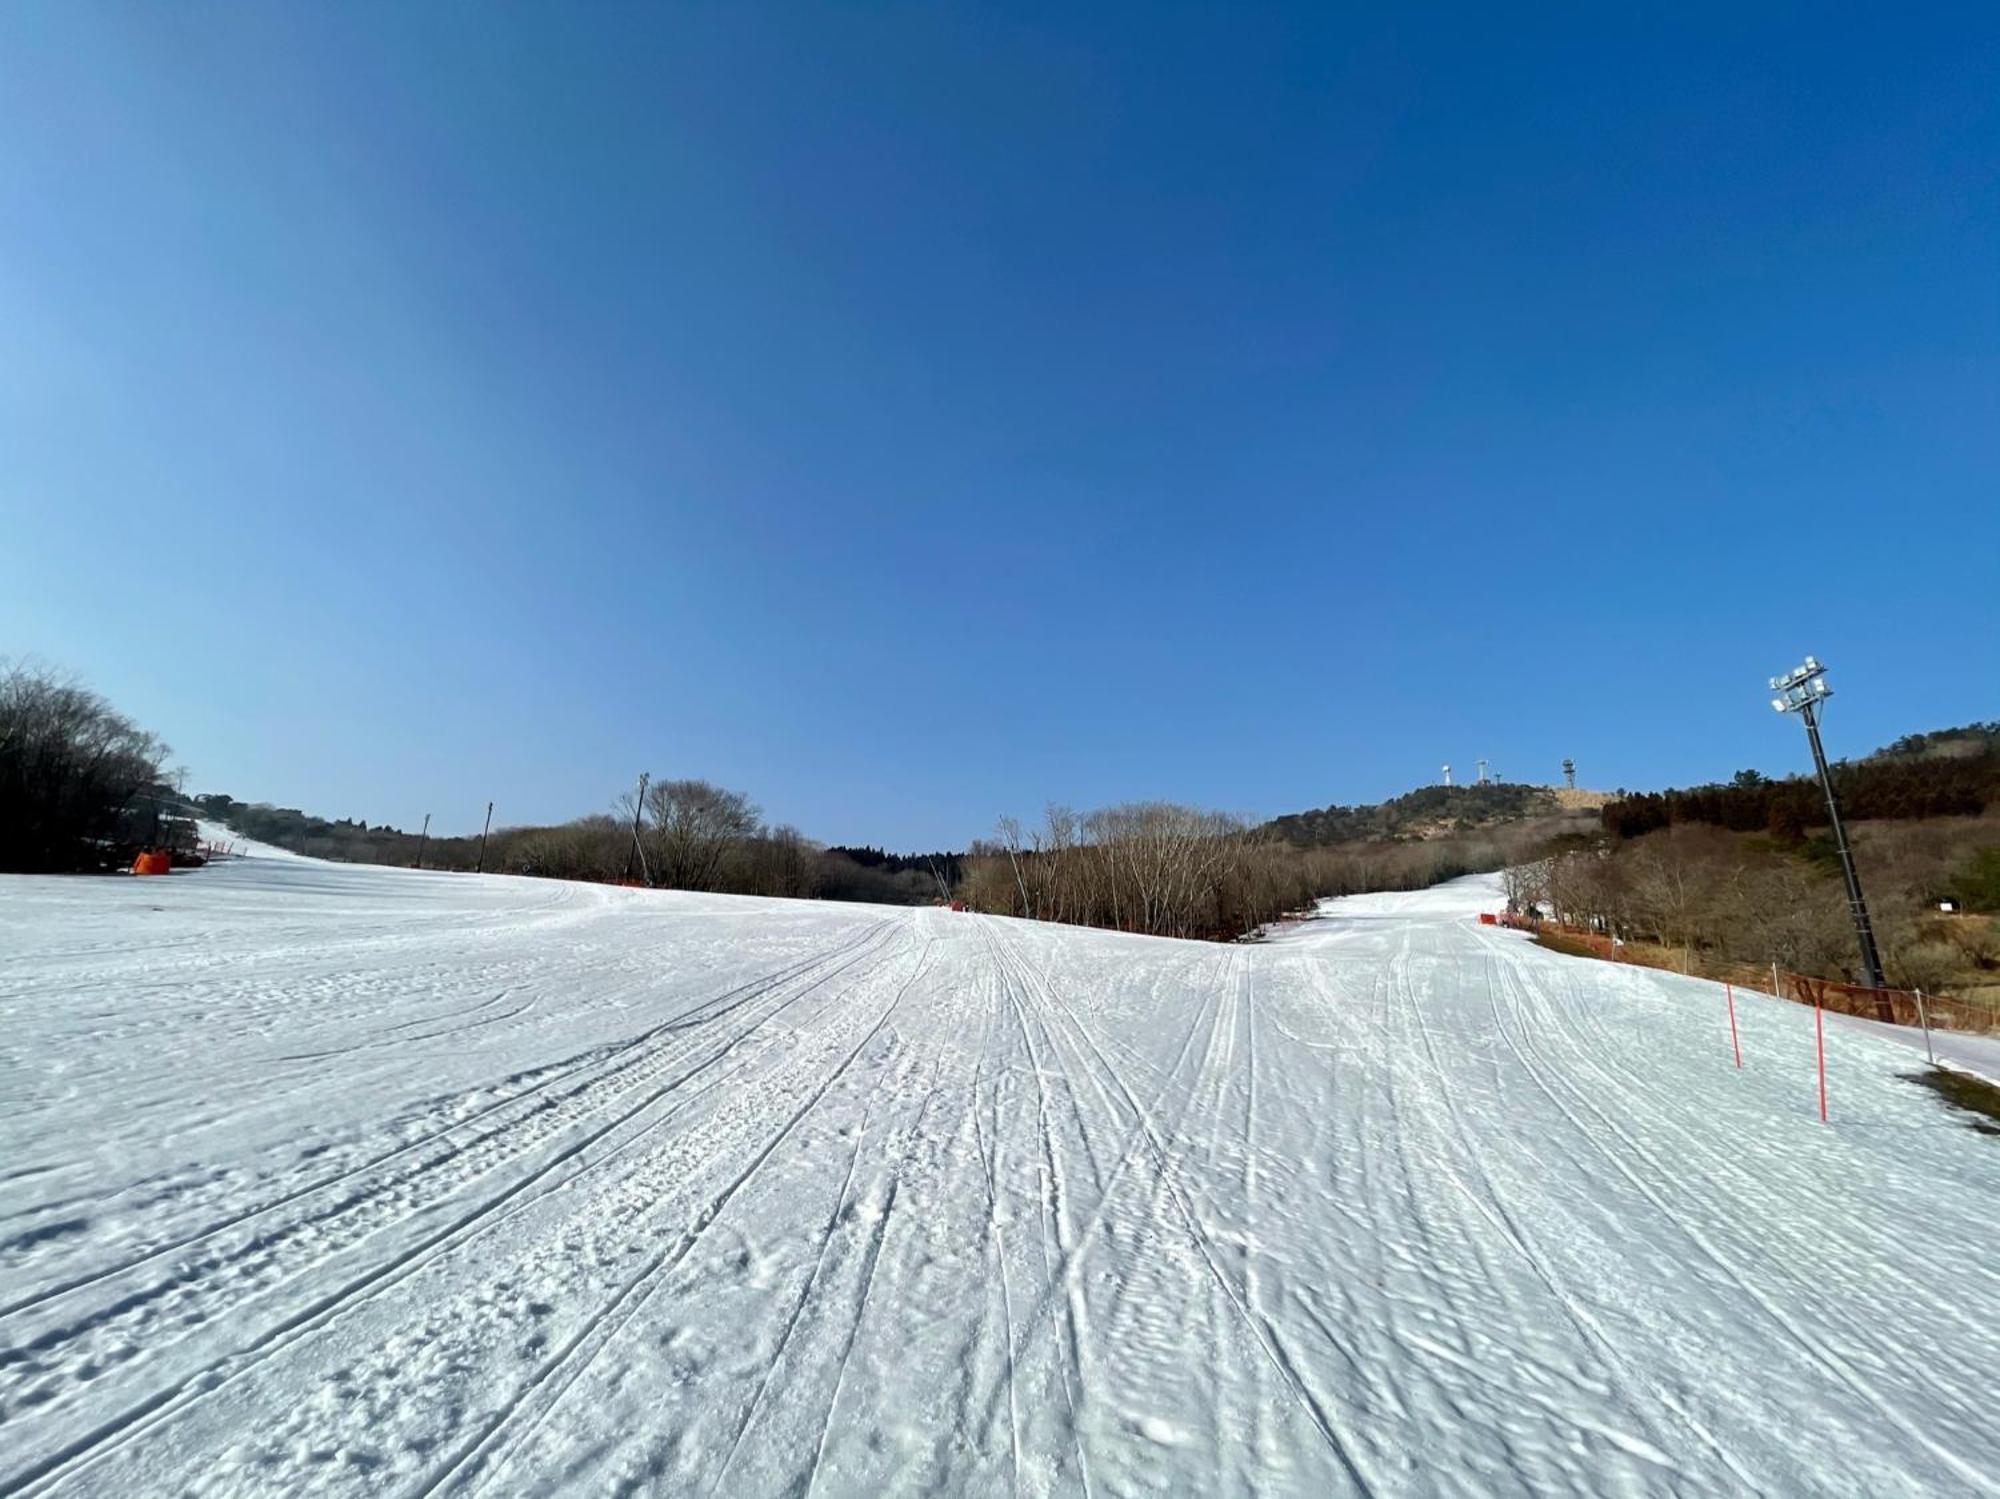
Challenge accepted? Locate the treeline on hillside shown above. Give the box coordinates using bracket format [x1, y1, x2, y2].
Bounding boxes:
[199, 784, 956, 905]
[196, 796, 439, 865]
[1506, 816, 2000, 997]
[494, 780, 828, 898]
[1563, 725, 2000, 997]
[960, 802, 1550, 940]
[823, 847, 965, 904]
[1262, 783, 1557, 847]
[1601, 725, 2000, 840]
[0, 662, 197, 872]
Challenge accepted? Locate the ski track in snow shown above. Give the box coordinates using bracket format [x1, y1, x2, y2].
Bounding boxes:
[2, 856, 1997, 1496]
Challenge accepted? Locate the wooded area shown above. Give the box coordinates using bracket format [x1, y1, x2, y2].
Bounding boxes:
[1544, 725, 2000, 1004]
[957, 801, 1550, 939]
[195, 783, 959, 906]
[1507, 815, 2000, 1006]
[1600, 725, 2000, 840]
[1261, 782, 1559, 846]
[0, 662, 184, 872]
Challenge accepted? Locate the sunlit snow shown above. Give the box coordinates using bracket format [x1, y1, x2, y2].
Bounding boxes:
[3, 848, 1996, 1495]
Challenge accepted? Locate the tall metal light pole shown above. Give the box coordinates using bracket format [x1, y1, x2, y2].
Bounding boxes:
[623, 772, 651, 885]
[1769, 655, 1885, 991]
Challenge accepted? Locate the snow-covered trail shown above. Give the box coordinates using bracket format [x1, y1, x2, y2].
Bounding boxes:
[2, 857, 1996, 1496]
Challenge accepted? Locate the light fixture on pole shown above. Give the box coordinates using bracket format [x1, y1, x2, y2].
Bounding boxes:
[1769, 655, 1886, 991]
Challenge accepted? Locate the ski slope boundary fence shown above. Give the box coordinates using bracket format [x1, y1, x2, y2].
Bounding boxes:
[1494, 912, 1622, 960]
[1489, 913, 1998, 1037]
[1784, 973, 1998, 1036]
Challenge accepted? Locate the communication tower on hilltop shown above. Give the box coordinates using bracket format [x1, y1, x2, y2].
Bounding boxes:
[1562, 758, 1576, 790]
[1442, 764, 1452, 787]
[1475, 758, 1489, 786]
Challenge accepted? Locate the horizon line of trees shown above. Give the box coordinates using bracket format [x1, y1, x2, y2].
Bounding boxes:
[197, 782, 959, 907]
[958, 801, 1545, 940]
[1600, 725, 2000, 841]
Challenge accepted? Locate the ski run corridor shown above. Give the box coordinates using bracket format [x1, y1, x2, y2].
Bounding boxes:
[3, 846, 1997, 1499]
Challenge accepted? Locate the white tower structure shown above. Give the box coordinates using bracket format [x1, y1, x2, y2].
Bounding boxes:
[1442, 764, 1452, 787]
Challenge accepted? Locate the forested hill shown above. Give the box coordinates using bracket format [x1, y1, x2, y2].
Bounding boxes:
[1260, 783, 1566, 847]
[1601, 722, 2000, 839]
[188, 792, 961, 906]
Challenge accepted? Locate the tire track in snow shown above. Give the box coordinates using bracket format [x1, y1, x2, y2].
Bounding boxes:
[1384, 938, 1716, 1480]
[983, 923, 1096, 1499]
[705, 1095, 875, 1496]
[1496, 945, 2000, 1355]
[968, 1049, 1025, 1498]
[432, 938, 939, 1499]
[0, 920, 892, 1328]
[0, 925, 903, 1442]
[1, 925, 910, 1498]
[797, 1040, 953, 1499]
[976, 930, 1240, 1476]
[991, 926, 1378, 1499]
[1479, 951, 1999, 1496]
[981, 934, 1226, 1331]
[1233, 951, 1274, 1480]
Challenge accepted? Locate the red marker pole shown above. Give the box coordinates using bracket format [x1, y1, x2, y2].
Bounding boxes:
[1725, 983, 1742, 1069]
[1814, 999, 1828, 1122]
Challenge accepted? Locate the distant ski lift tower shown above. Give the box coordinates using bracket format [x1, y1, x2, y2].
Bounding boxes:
[1442, 763, 1452, 787]
[1769, 655, 1886, 993]
[1475, 758, 1489, 786]
[1562, 758, 1577, 790]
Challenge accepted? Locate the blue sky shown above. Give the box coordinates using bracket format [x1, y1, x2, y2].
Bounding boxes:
[3, 5, 1995, 848]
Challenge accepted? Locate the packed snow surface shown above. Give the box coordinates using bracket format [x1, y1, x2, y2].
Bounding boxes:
[3, 853, 1997, 1497]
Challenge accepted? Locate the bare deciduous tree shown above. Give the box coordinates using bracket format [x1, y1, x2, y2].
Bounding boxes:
[0, 661, 168, 872]
[631, 778, 761, 891]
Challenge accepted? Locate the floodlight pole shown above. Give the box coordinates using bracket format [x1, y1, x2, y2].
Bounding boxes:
[1796, 697, 1885, 991]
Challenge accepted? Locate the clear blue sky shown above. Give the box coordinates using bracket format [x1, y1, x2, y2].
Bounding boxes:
[3, 5, 1995, 848]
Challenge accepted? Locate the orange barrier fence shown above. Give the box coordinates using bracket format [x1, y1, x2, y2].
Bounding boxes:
[1493, 907, 1997, 1035]
[1784, 973, 1996, 1035]
[1489, 911, 1626, 960]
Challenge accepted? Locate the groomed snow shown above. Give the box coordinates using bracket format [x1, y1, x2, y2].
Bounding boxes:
[2, 854, 1996, 1496]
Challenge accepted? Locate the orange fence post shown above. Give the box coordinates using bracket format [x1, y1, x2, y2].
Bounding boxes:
[1814, 1000, 1828, 1122]
[1725, 983, 1742, 1069]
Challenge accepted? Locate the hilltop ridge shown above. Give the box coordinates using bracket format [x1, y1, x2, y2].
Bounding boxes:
[1260, 781, 1610, 848]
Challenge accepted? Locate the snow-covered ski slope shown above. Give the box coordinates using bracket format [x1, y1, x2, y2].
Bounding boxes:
[3, 854, 1997, 1497]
